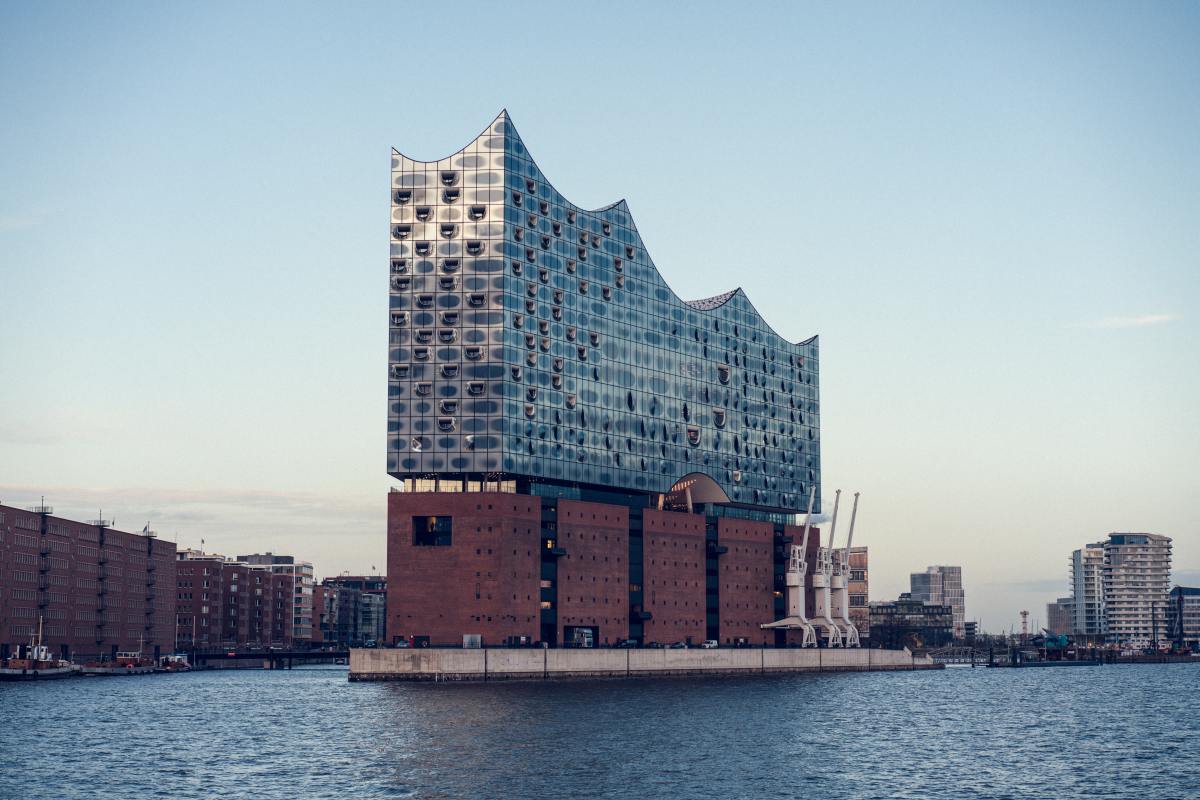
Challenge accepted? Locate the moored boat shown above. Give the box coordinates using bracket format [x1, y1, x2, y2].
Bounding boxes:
[0, 618, 78, 681]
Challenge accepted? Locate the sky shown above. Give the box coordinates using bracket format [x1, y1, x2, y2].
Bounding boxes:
[1, 2, 1197, 632]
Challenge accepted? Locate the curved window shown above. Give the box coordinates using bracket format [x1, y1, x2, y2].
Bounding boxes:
[686, 426, 701, 446]
[468, 206, 486, 221]
[390, 312, 408, 327]
[440, 171, 459, 187]
[713, 409, 726, 428]
[415, 207, 432, 222]
[466, 241, 483, 256]
[511, 191, 522, 207]
[415, 242, 432, 256]
[441, 258, 459, 273]
[438, 277, 458, 291]
[468, 293, 486, 308]
[391, 259, 408, 274]
[440, 364, 459, 378]
[442, 188, 460, 204]
[390, 364, 409, 380]
[510, 366, 522, 381]
[467, 382, 485, 396]
[551, 374, 562, 389]
[437, 329, 457, 344]
[717, 365, 731, 384]
[440, 312, 459, 325]
[439, 400, 458, 415]
[391, 277, 410, 291]
[416, 294, 434, 308]
[565, 394, 577, 409]
[414, 382, 432, 396]
[414, 329, 433, 344]
[393, 190, 412, 205]
[437, 418, 456, 432]
[440, 224, 457, 239]
[392, 225, 411, 240]
[601, 287, 612, 301]
[413, 347, 430, 361]
[464, 346, 482, 360]
[524, 403, 536, 418]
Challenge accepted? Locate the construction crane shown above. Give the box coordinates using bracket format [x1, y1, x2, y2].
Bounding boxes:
[760, 487, 819, 647]
[829, 492, 861, 647]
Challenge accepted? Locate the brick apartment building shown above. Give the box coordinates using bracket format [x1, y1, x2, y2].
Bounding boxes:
[848, 546, 869, 639]
[0, 502, 176, 661]
[175, 550, 296, 650]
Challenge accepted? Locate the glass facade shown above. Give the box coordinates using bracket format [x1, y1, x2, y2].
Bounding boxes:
[388, 112, 821, 514]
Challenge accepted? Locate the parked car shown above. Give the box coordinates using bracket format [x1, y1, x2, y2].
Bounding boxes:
[701, 640, 719, 649]
[615, 639, 639, 648]
[669, 641, 688, 649]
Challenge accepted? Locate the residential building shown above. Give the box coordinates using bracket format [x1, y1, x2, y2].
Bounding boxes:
[868, 594, 953, 651]
[319, 575, 387, 647]
[0, 502, 176, 662]
[1102, 533, 1172, 647]
[910, 566, 965, 639]
[1046, 597, 1074, 637]
[175, 549, 295, 650]
[238, 553, 315, 642]
[386, 113, 826, 647]
[1166, 586, 1200, 650]
[847, 546, 869, 639]
[1071, 542, 1106, 638]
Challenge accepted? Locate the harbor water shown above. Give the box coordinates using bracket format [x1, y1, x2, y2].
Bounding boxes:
[2, 662, 1197, 799]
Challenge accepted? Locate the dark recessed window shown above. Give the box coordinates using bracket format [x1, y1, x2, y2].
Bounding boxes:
[437, 329, 457, 344]
[441, 258, 459, 273]
[392, 225, 411, 240]
[440, 171, 459, 187]
[390, 364, 409, 380]
[525, 178, 536, 193]
[468, 382, 485, 395]
[416, 207, 432, 222]
[440, 364, 459, 378]
[440, 224, 457, 239]
[466, 241, 483, 256]
[442, 188, 460, 204]
[415, 382, 432, 395]
[468, 206, 486, 221]
[439, 277, 458, 291]
[437, 418, 456, 432]
[413, 346, 430, 360]
[468, 293, 486, 307]
[440, 312, 459, 325]
[391, 276, 410, 291]
[416, 294, 434, 308]
[512, 191, 523, 207]
[391, 259, 408, 274]
[464, 346, 482, 360]
[415, 242, 432, 257]
[415, 329, 433, 344]
[394, 190, 412, 205]
[539, 200, 549, 215]
[390, 311, 408, 327]
[413, 515, 452, 546]
[567, 210, 576, 223]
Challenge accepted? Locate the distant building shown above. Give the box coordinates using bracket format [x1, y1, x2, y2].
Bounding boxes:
[1071, 542, 1106, 638]
[0, 503, 176, 662]
[963, 620, 977, 644]
[1166, 586, 1200, 650]
[910, 566, 965, 638]
[847, 546, 869, 639]
[320, 575, 387, 647]
[176, 550, 295, 650]
[238, 553, 315, 642]
[1102, 533, 1172, 647]
[868, 594, 953, 651]
[1046, 597, 1074, 636]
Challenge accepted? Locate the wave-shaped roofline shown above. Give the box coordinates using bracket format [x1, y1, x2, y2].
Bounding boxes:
[393, 111, 819, 348]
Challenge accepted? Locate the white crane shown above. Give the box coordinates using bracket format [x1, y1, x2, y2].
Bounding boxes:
[760, 487, 819, 647]
[811, 490, 844, 647]
[830, 492, 861, 647]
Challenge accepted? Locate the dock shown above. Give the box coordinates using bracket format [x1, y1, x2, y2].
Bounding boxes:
[349, 646, 940, 682]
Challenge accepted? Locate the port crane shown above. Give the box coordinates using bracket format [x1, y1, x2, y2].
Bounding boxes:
[810, 489, 844, 647]
[761, 487, 819, 647]
[829, 492, 862, 647]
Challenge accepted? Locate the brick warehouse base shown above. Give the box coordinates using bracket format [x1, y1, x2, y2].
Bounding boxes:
[387, 490, 826, 649]
[349, 647, 939, 682]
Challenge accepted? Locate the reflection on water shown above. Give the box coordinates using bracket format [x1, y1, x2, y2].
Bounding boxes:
[1, 663, 1197, 799]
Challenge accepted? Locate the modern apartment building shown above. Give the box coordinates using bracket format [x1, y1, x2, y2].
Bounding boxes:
[175, 549, 294, 650]
[0, 503, 176, 661]
[1166, 586, 1200, 650]
[910, 566, 965, 639]
[386, 113, 828, 647]
[1102, 533, 1172, 647]
[318, 575, 387, 647]
[868, 595, 953, 650]
[238, 553, 315, 642]
[1046, 597, 1074, 636]
[1070, 542, 1106, 638]
[847, 546, 869, 639]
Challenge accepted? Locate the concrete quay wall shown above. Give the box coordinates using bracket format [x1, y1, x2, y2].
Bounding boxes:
[349, 647, 938, 682]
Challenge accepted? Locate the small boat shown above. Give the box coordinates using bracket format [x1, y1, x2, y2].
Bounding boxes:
[157, 654, 192, 673]
[0, 618, 78, 681]
[82, 638, 157, 676]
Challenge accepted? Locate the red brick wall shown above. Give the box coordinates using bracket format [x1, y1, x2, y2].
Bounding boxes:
[642, 509, 706, 645]
[555, 500, 628, 645]
[387, 492, 541, 646]
[716, 517, 774, 646]
[0, 505, 176, 660]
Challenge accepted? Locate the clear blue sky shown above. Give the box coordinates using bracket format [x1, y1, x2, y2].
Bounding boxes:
[2, 2, 1197, 631]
